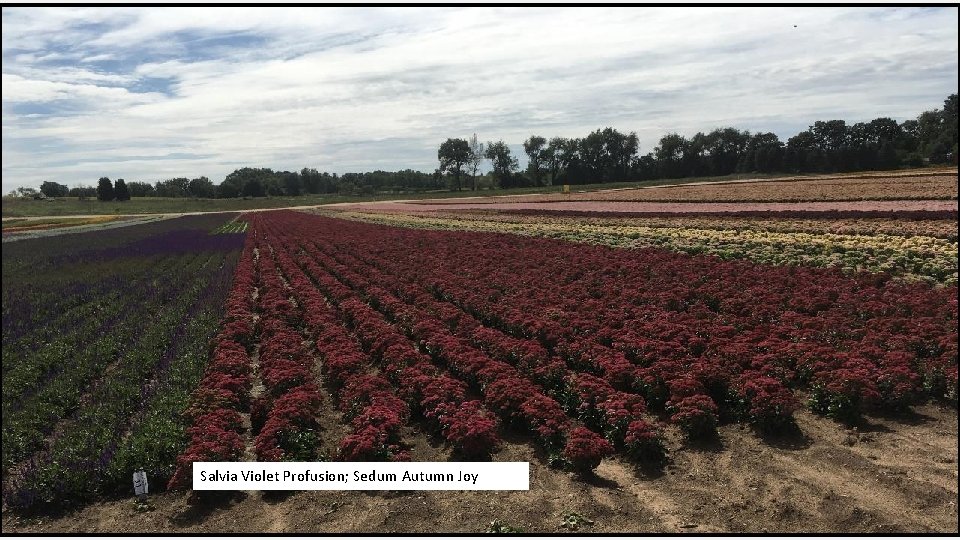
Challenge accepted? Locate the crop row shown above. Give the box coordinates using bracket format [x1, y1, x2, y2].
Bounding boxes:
[2, 216, 244, 512]
[274, 211, 958, 432]
[333, 210, 958, 285]
[250, 216, 625, 468]
[168, 210, 956, 483]
[437, 173, 958, 203]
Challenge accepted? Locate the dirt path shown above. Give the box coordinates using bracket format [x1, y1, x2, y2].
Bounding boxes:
[4, 404, 955, 534]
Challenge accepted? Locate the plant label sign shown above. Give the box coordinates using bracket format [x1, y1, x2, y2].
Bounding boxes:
[133, 470, 149, 501]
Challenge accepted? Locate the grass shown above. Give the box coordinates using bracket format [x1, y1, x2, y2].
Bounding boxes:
[2, 168, 949, 218]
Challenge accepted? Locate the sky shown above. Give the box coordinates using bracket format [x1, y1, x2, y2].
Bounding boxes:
[2, 6, 958, 191]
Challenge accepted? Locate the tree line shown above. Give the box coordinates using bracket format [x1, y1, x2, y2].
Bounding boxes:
[13, 94, 957, 200]
[440, 94, 957, 189]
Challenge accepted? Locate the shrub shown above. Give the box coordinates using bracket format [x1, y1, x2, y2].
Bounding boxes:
[562, 426, 613, 472]
[667, 394, 719, 439]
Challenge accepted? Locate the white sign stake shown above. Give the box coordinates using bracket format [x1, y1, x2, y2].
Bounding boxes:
[133, 470, 149, 501]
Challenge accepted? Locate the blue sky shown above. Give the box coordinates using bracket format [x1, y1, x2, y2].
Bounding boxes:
[2, 6, 958, 191]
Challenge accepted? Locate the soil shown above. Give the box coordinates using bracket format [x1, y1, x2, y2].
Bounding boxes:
[3, 404, 956, 534]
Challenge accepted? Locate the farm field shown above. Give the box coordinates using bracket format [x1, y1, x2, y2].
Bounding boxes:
[2, 215, 244, 511]
[409, 170, 959, 204]
[2, 168, 955, 219]
[328, 209, 959, 285]
[0, 171, 791, 218]
[2, 173, 958, 534]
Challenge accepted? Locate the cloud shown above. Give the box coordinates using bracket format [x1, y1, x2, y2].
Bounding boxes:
[2, 6, 958, 191]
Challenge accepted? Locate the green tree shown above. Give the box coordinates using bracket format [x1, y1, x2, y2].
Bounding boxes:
[114, 178, 131, 201]
[523, 135, 548, 186]
[188, 176, 216, 198]
[547, 137, 575, 184]
[602, 128, 639, 182]
[39, 181, 69, 198]
[243, 177, 266, 197]
[96, 177, 114, 201]
[279, 171, 302, 196]
[484, 140, 520, 187]
[655, 133, 688, 178]
[438, 138, 471, 191]
[127, 181, 155, 197]
[69, 185, 97, 199]
[154, 177, 190, 197]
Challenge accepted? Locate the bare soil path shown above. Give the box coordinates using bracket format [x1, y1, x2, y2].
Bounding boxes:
[3, 404, 955, 534]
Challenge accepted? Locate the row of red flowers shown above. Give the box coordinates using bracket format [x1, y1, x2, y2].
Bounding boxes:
[291, 232, 632, 470]
[173, 208, 956, 480]
[250, 241, 323, 462]
[263, 217, 502, 459]
[273, 211, 956, 432]
[314, 239, 666, 462]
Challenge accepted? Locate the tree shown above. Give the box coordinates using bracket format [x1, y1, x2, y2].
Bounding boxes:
[740, 132, 784, 173]
[39, 181, 69, 198]
[14, 186, 39, 198]
[97, 177, 114, 201]
[243, 177, 266, 197]
[114, 178, 131, 201]
[654, 133, 688, 178]
[467, 133, 485, 191]
[217, 181, 241, 199]
[279, 171, 302, 196]
[69, 185, 97, 199]
[578, 130, 608, 182]
[600, 128, 639, 182]
[127, 181, 155, 197]
[438, 138, 471, 191]
[523, 135, 548, 186]
[188, 176, 216, 198]
[546, 137, 572, 184]
[154, 177, 190, 197]
[484, 140, 520, 188]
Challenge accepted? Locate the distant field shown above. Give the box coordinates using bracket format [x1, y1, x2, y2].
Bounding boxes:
[1, 194, 335, 218]
[412, 171, 959, 205]
[6, 168, 952, 218]
[1, 215, 126, 232]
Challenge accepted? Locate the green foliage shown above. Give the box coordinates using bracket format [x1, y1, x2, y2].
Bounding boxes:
[39, 181, 69, 198]
[560, 511, 594, 531]
[96, 177, 114, 201]
[114, 179, 131, 201]
[486, 520, 523, 533]
[484, 140, 519, 187]
[438, 138, 472, 190]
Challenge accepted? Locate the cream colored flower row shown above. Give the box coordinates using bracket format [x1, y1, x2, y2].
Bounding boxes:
[426, 211, 959, 241]
[329, 210, 958, 285]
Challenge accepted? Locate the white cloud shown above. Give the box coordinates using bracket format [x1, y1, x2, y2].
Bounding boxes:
[2, 6, 957, 191]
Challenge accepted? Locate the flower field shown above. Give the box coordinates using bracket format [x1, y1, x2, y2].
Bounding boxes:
[2, 215, 245, 511]
[172, 210, 956, 487]
[412, 170, 959, 204]
[330, 209, 959, 285]
[2, 203, 957, 531]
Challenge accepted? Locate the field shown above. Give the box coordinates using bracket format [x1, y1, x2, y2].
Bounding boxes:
[1, 171, 957, 533]
[4, 168, 954, 219]
[2, 215, 244, 510]
[410, 170, 959, 204]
